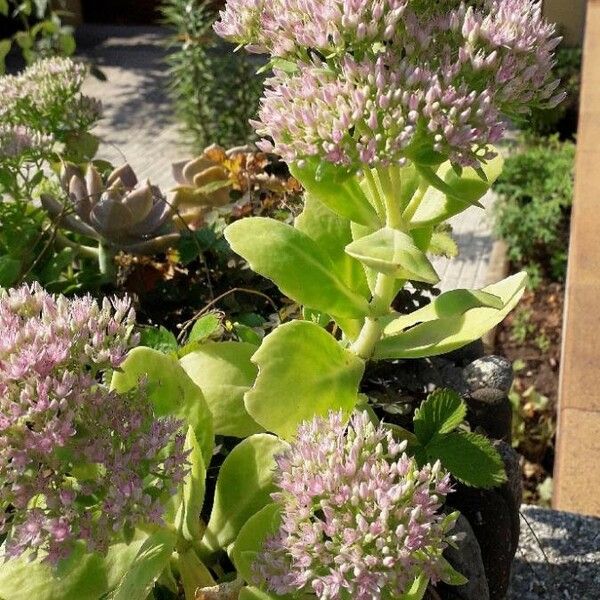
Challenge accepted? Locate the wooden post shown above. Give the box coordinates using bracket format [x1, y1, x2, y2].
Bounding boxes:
[553, 0, 600, 518]
[544, 0, 587, 46]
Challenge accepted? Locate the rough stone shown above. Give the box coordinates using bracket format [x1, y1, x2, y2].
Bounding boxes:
[437, 515, 490, 600]
[463, 356, 514, 395]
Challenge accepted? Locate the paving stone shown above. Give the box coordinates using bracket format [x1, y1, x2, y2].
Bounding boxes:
[510, 505, 600, 599]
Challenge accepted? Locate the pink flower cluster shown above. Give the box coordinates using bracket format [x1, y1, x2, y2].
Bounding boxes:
[215, 0, 563, 167]
[0, 58, 102, 144]
[0, 284, 187, 565]
[253, 411, 457, 599]
[0, 124, 54, 160]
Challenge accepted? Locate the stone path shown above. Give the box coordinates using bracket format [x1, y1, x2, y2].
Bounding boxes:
[510, 505, 600, 599]
[77, 24, 497, 293]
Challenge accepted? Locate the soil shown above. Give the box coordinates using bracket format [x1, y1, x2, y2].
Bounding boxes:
[495, 279, 565, 505]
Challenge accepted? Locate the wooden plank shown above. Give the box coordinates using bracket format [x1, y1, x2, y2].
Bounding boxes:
[553, 0, 600, 517]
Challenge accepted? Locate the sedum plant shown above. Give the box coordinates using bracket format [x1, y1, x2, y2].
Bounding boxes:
[0, 2, 565, 600]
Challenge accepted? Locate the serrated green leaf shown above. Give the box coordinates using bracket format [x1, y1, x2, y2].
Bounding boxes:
[245, 321, 365, 440]
[230, 503, 281, 583]
[111, 348, 214, 465]
[180, 342, 263, 438]
[289, 158, 380, 228]
[109, 530, 177, 600]
[225, 217, 370, 319]
[414, 389, 467, 444]
[188, 312, 221, 343]
[425, 431, 507, 489]
[375, 273, 527, 359]
[201, 434, 286, 554]
[345, 226, 440, 284]
[139, 326, 178, 354]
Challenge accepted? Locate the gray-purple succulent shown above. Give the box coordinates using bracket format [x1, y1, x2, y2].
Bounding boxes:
[42, 163, 181, 254]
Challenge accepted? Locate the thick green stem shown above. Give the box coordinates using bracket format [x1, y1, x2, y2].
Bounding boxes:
[176, 547, 216, 600]
[98, 242, 117, 281]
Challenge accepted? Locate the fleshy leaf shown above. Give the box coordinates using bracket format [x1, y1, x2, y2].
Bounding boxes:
[180, 342, 263, 438]
[201, 434, 286, 554]
[225, 217, 370, 318]
[230, 503, 281, 583]
[345, 227, 440, 284]
[410, 155, 503, 227]
[0, 537, 146, 600]
[172, 427, 206, 544]
[109, 530, 177, 600]
[425, 431, 507, 489]
[244, 321, 365, 440]
[111, 347, 214, 465]
[413, 390, 467, 444]
[289, 158, 380, 227]
[295, 193, 369, 298]
[374, 273, 527, 359]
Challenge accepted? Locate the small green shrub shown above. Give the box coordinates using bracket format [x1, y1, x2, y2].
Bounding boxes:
[519, 47, 581, 139]
[493, 136, 575, 285]
[0, 0, 76, 73]
[161, 0, 263, 150]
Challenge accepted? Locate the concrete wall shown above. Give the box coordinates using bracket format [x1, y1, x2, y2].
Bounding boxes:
[544, 0, 587, 46]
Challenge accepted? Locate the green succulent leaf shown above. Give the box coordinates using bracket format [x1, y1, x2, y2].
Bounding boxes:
[428, 229, 459, 258]
[239, 587, 297, 600]
[295, 193, 369, 298]
[414, 390, 467, 445]
[374, 273, 527, 359]
[438, 558, 469, 586]
[111, 347, 214, 465]
[245, 321, 365, 440]
[230, 503, 282, 583]
[425, 431, 507, 489]
[290, 158, 380, 228]
[188, 312, 222, 343]
[398, 573, 430, 600]
[172, 427, 206, 545]
[345, 227, 440, 284]
[180, 342, 263, 438]
[0, 537, 146, 600]
[225, 217, 370, 319]
[410, 154, 503, 227]
[201, 434, 286, 554]
[0, 256, 21, 287]
[109, 530, 177, 600]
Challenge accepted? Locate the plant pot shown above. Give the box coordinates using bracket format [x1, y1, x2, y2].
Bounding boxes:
[364, 343, 522, 600]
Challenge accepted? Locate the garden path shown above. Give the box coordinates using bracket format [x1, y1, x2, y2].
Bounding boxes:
[76, 24, 497, 293]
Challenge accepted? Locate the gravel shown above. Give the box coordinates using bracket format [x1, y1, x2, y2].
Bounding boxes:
[509, 505, 600, 599]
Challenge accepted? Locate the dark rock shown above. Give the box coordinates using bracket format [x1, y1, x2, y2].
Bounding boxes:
[447, 442, 522, 600]
[437, 515, 490, 600]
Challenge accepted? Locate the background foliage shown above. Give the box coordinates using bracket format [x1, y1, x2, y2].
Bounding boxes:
[161, 0, 263, 150]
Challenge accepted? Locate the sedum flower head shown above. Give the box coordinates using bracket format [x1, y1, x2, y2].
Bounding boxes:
[0, 284, 187, 565]
[0, 57, 101, 140]
[253, 411, 457, 600]
[0, 124, 54, 161]
[216, 0, 563, 167]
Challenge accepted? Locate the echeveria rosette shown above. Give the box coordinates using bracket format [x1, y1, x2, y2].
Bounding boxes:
[0, 284, 188, 565]
[216, 0, 563, 168]
[253, 411, 458, 599]
[41, 162, 181, 258]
